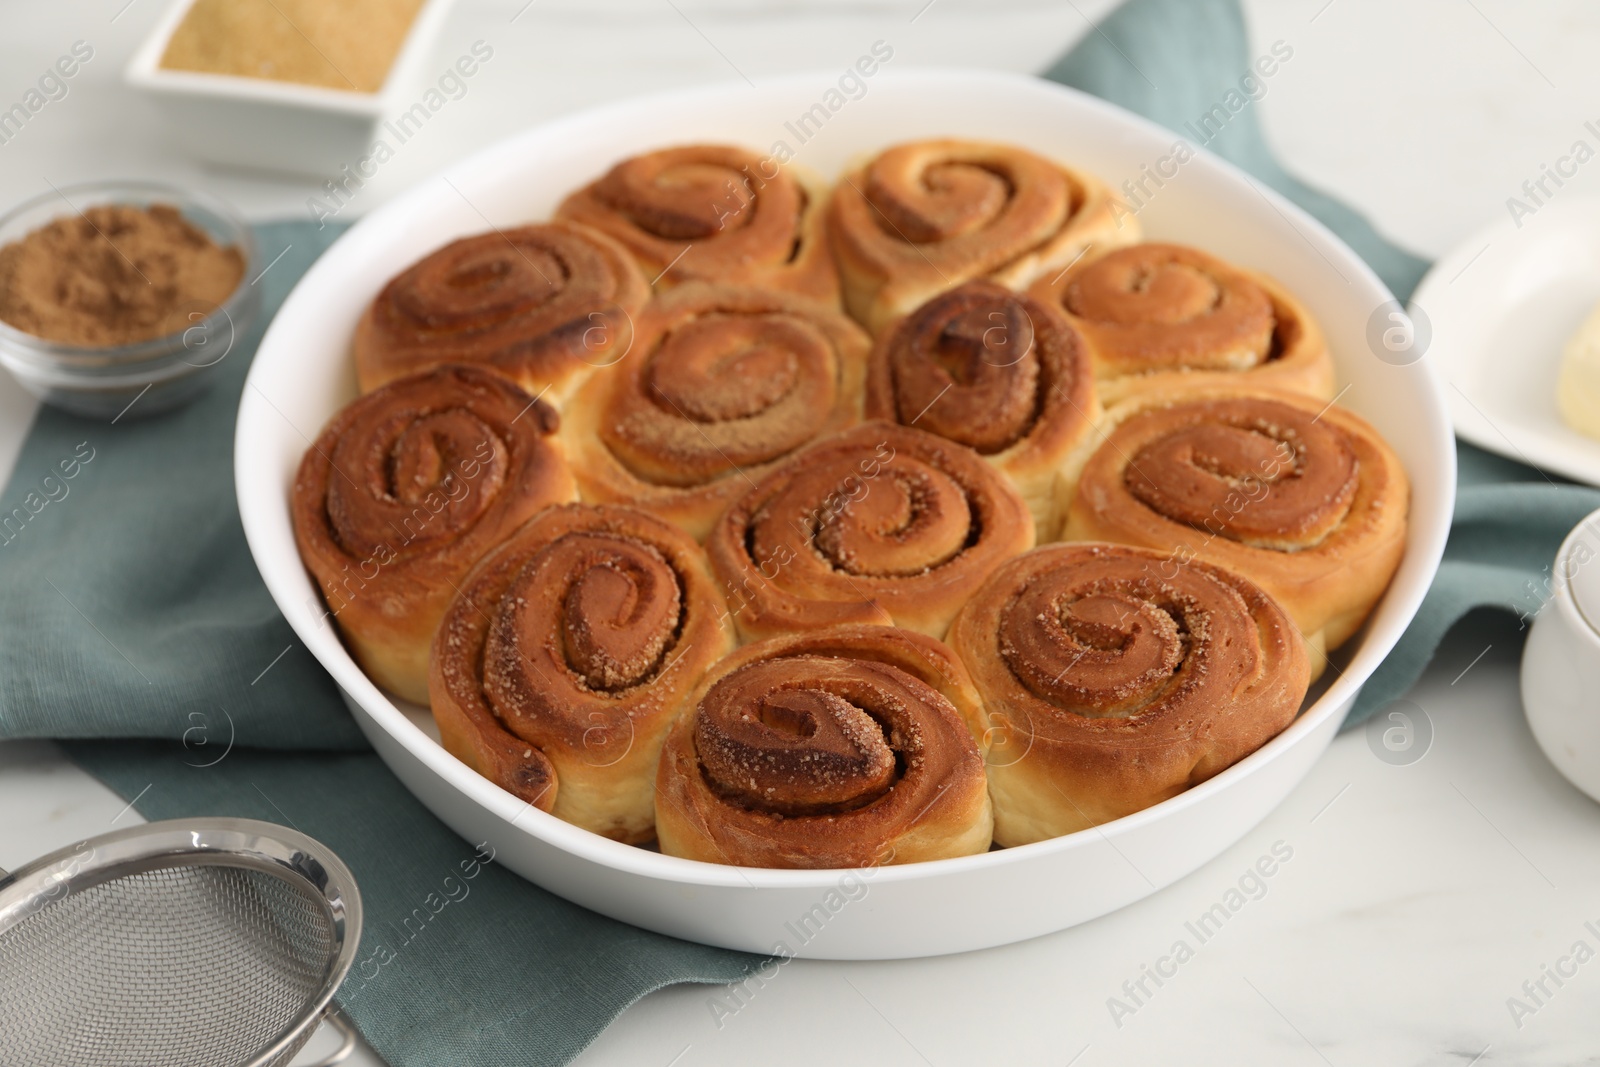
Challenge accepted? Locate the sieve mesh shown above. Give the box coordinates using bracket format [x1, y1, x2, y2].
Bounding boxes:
[0, 862, 338, 1067]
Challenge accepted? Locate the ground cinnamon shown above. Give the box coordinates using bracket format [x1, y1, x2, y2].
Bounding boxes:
[0, 203, 244, 348]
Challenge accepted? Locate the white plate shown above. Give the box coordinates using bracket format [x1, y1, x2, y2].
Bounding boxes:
[235, 69, 1454, 959]
[1414, 191, 1600, 485]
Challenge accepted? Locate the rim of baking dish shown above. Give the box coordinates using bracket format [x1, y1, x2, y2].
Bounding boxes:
[236, 66, 1455, 892]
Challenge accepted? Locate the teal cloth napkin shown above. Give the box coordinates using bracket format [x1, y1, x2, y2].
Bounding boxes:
[3, 2, 1598, 1065]
[1350, 447, 1600, 721]
[1043, 0, 1600, 725]
[0, 225, 363, 749]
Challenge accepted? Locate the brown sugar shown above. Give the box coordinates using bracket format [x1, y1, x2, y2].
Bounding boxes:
[0, 204, 245, 348]
[158, 0, 426, 93]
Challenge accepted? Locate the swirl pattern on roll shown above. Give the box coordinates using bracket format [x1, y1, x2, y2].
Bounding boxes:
[353, 221, 650, 403]
[557, 144, 839, 305]
[707, 421, 1034, 640]
[655, 625, 992, 868]
[948, 543, 1309, 844]
[865, 281, 1098, 536]
[291, 366, 575, 704]
[564, 283, 871, 540]
[1122, 399, 1356, 548]
[1029, 243, 1333, 402]
[1063, 388, 1409, 664]
[430, 504, 733, 842]
[828, 139, 1132, 334]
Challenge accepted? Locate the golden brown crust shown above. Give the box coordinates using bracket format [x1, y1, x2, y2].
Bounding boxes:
[1028, 243, 1334, 403]
[947, 542, 1310, 845]
[291, 366, 576, 703]
[1060, 387, 1409, 671]
[865, 281, 1100, 538]
[828, 139, 1136, 335]
[655, 625, 992, 867]
[429, 503, 735, 843]
[707, 421, 1035, 641]
[353, 221, 650, 406]
[556, 144, 840, 307]
[563, 283, 871, 541]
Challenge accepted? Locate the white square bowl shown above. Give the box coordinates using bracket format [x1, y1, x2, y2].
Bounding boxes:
[235, 69, 1455, 959]
[124, 0, 456, 177]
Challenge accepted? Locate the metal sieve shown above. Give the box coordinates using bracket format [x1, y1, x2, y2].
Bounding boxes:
[0, 817, 363, 1067]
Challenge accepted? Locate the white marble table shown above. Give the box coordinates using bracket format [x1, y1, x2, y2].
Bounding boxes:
[5, 2, 1600, 1064]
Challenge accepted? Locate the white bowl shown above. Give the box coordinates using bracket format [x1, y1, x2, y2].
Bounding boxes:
[235, 69, 1454, 960]
[125, 0, 457, 177]
[1522, 507, 1600, 803]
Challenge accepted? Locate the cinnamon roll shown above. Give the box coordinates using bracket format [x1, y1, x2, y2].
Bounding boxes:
[656, 625, 992, 868]
[828, 139, 1132, 334]
[556, 144, 839, 306]
[1028, 243, 1333, 403]
[707, 421, 1034, 641]
[563, 283, 871, 541]
[1062, 388, 1408, 669]
[429, 504, 734, 843]
[353, 221, 650, 405]
[291, 366, 576, 704]
[948, 543, 1310, 844]
[865, 281, 1099, 538]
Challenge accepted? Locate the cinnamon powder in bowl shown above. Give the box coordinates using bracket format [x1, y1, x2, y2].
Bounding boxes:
[0, 182, 258, 420]
[0, 203, 244, 348]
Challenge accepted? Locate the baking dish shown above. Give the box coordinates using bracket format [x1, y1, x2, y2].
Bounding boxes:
[236, 69, 1454, 959]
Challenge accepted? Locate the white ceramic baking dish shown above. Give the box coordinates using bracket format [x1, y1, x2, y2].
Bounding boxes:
[235, 69, 1454, 960]
[124, 0, 456, 177]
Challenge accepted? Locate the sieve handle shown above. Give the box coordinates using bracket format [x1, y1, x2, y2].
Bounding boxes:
[301, 1007, 357, 1067]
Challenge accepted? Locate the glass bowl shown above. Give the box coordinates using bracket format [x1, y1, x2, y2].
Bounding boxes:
[0, 181, 259, 420]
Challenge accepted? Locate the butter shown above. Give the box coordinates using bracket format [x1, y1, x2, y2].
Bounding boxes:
[1558, 298, 1600, 440]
